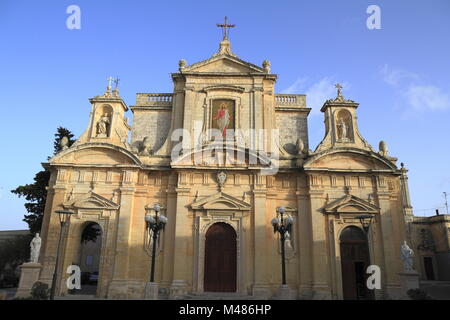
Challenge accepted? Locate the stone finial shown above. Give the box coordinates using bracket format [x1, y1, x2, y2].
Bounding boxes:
[216, 39, 236, 57]
[179, 59, 187, 71]
[60, 136, 69, 151]
[262, 60, 271, 73]
[379, 140, 388, 156]
[295, 138, 305, 155]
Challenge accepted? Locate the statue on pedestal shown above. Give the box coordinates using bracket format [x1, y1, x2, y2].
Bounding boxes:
[96, 113, 111, 137]
[30, 233, 41, 263]
[400, 240, 415, 272]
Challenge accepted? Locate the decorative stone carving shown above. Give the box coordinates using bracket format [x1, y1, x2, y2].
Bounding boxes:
[338, 117, 348, 139]
[379, 140, 388, 156]
[96, 112, 111, 137]
[60, 136, 69, 151]
[262, 60, 271, 73]
[400, 241, 415, 272]
[179, 59, 187, 71]
[296, 138, 305, 155]
[131, 136, 153, 156]
[417, 229, 435, 251]
[30, 233, 41, 263]
[216, 170, 227, 189]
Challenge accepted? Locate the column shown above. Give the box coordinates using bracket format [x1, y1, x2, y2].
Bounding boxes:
[169, 186, 191, 298]
[107, 185, 135, 299]
[309, 189, 332, 299]
[252, 188, 271, 298]
[296, 192, 313, 298]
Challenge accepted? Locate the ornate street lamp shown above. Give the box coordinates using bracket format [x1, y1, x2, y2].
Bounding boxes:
[356, 215, 374, 234]
[50, 209, 74, 300]
[271, 206, 294, 285]
[145, 203, 168, 283]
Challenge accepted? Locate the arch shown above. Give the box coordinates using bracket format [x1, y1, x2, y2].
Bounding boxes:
[78, 221, 103, 295]
[339, 226, 373, 300]
[204, 222, 237, 292]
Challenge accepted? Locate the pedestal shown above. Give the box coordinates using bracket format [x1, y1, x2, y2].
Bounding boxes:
[275, 284, 294, 300]
[169, 280, 188, 299]
[251, 284, 271, 299]
[144, 282, 159, 300]
[399, 270, 420, 299]
[15, 262, 42, 299]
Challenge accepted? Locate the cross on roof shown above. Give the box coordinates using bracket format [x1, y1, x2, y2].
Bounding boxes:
[216, 16, 235, 40]
[335, 83, 343, 97]
[107, 76, 114, 88]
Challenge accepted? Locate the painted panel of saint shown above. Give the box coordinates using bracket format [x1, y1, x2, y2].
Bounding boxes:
[211, 99, 235, 137]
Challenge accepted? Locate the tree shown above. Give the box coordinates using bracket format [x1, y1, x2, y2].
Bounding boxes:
[11, 127, 76, 235]
[0, 234, 32, 276]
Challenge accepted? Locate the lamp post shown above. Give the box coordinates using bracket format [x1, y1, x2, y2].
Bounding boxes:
[271, 206, 294, 285]
[50, 210, 74, 300]
[356, 215, 374, 235]
[144, 204, 167, 298]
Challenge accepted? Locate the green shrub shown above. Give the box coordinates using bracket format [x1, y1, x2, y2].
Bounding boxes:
[407, 288, 435, 300]
[30, 281, 50, 300]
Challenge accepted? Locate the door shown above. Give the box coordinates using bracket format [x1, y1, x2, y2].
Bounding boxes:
[204, 222, 237, 292]
[340, 226, 373, 300]
[424, 257, 435, 280]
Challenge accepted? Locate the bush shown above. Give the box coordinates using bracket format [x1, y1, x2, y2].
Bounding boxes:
[407, 288, 435, 300]
[30, 281, 50, 300]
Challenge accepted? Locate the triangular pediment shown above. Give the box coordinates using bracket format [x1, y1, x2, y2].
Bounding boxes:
[190, 192, 251, 211]
[63, 191, 120, 210]
[182, 55, 265, 74]
[324, 194, 379, 214]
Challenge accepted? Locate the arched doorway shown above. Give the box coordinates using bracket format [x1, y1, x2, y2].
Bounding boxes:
[340, 226, 372, 300]
[78, 222, 102, 295]
[204, 222, 237, 292]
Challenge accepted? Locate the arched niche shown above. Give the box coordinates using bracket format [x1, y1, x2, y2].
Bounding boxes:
[335, 109, 353, 142]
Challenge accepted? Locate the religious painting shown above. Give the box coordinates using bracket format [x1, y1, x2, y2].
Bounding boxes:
[211, 99, 235, 137]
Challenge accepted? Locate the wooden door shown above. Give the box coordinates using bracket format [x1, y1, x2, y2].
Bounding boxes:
[204, 222, 237, 292]
[424, 257, 435, 280]
[340, 226, 372, 300]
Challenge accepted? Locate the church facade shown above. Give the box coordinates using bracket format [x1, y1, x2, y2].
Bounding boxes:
[35, 28, 417, 300]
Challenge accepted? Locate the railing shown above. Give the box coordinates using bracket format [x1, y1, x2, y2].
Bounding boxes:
[275, 94, 306, 107]
[136, 93, 173, 106]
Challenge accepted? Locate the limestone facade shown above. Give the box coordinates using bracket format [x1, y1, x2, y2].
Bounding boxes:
[35, 35, 416, 300]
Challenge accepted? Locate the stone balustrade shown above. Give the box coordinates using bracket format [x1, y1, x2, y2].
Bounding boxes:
[136, 93, 173, 106]
[275, 94, 306, 108]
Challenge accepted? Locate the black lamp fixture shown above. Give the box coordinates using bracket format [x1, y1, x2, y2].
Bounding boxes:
[50, 209, 75, 300]
[144, 203, 168, 283]
[271, 206, 294, 286]
[356, 215, 374, 234]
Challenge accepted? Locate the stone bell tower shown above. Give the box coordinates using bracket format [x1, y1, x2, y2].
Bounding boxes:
[314, 84, 374, 153]
[74, 77, 131, 149]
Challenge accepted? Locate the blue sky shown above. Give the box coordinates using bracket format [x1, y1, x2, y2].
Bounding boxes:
[1, 0, 449, 229]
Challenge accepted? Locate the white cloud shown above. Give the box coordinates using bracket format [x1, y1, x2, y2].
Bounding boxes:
[380, 64, 419, 86]
[406, 85, 450, 111]
[282, 77, 341, 115]
[380, 64, 450, 111]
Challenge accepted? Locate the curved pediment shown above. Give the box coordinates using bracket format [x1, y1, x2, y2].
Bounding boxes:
[304, 149, 397, 172]
[63, 191, 120, 210]
[171, 145, 272, 170]
[50, 143, 141, 166]
[190, 192, 251, 211]
[324, 194, 379, 215]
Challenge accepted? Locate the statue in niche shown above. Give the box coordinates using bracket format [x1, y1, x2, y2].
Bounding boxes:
[30, 233, 41, 263]
[96, 112, 111, 137]
[338, 117, 348, 139]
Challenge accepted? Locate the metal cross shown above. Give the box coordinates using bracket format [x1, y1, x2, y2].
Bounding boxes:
[216, 16, 235, 40]
[107, 76, 114, 88]
[114, 77, 120, 89]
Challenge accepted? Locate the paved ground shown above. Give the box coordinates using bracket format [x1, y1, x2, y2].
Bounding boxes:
[420, 281, 450, 300]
